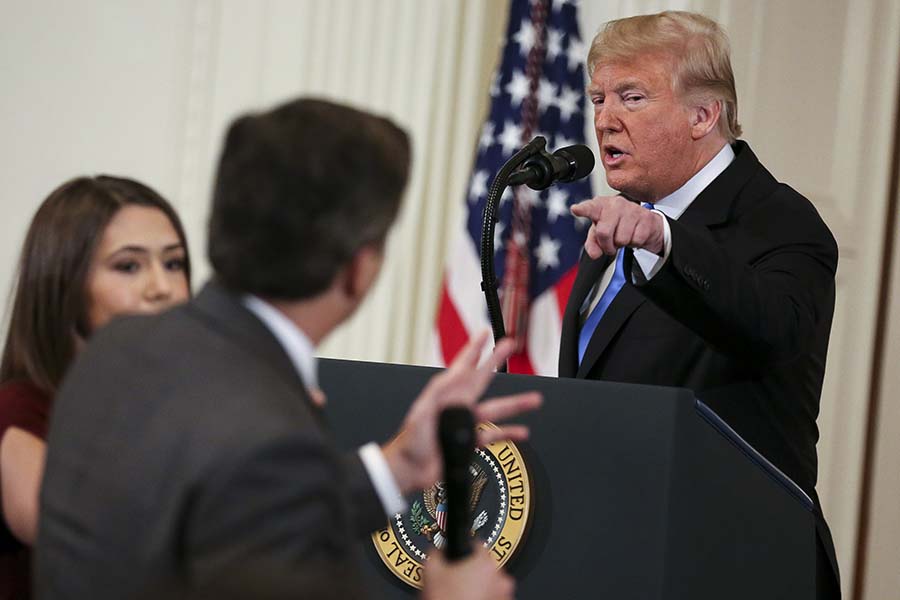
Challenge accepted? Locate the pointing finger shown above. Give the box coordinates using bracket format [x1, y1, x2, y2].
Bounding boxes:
[571, 199, 603, 221]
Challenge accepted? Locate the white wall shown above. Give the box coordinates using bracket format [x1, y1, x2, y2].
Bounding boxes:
[1, 1, 898, 597]
[861, 140, 900, 600]
[0, 0, 194, 307]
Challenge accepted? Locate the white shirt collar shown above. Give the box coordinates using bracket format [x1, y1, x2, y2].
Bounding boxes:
[242, 295, 318, 390]
[652, 143, 735, 219]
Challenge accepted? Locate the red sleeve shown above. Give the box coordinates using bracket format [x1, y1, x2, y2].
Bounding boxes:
[0, 381, 51, 442]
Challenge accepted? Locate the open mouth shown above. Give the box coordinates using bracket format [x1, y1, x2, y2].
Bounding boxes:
[603, 145, 627, 163]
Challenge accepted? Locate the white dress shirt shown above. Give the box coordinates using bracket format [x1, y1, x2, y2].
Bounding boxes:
[243, 295, 407, 517]
[582, 144, 736, 318]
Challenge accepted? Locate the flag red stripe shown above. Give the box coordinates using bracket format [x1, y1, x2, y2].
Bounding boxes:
[437, 280, 469, 364]
[555, 266, 578, 319]
[508, 350, 536, 375]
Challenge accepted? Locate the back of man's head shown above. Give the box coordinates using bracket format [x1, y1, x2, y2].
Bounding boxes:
[208, 97, 411, 300]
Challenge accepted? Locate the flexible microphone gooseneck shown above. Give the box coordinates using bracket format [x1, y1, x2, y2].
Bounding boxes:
[438, 407, 476, 561]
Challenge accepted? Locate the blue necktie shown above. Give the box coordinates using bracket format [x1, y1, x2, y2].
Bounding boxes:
[577, 203, 654, 364]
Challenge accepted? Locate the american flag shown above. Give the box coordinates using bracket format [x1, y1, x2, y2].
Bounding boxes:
[431, 0, 594, 375]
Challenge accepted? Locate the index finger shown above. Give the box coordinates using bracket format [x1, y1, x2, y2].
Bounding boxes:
[464, 337, 516, 400]
[570, 198, 603, 221]
[446, 330, 490, 375]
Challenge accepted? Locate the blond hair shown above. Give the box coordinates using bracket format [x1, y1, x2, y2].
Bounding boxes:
[587, 11, 742, 141]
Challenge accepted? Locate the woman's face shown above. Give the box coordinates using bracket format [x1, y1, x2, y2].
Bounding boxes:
[85, 205, 190, 332]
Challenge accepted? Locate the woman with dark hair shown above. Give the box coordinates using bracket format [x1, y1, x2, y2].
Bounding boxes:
[0, 175, 191, 598]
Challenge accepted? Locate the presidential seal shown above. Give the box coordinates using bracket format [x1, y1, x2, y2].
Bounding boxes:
[372, 423, 532, 589]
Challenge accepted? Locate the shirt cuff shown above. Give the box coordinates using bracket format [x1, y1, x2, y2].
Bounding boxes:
[358, 442, 408, 517]
[632, 210, 671, 282]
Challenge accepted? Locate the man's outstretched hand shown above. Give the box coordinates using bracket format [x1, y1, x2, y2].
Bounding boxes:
[383, 332, 542, 493]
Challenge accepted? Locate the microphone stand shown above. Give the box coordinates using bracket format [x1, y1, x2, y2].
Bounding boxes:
[480, 136, 547, 371]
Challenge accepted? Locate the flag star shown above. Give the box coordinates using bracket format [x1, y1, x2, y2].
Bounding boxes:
[546, 28, 564, 62]
[535, 235, 562, 270]
[546, 189, 569, 223]
[556, 85, 581, 123]
[494, 221, 506, 250]
[498, 120, 523, 156]
[500, 187, 513, 205]
[513, 19, 536, 57]
[567, 36, 585, 72]
[553, 133, 576, 149]
[537, 78, 558, 113]
[469, 170, 489, 203]
[505, 70, 530, 108]
[479, 122, 495, 151]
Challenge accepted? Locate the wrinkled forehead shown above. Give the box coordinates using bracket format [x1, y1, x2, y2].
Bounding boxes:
[587, 52, 679, 93]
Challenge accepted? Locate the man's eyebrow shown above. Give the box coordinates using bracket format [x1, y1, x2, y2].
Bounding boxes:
[613, 79, 647, 93]
[587, 79, 647, 96]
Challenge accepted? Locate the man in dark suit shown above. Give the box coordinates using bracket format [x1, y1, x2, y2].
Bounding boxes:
[36, 98, 539, 599]
[558, 11, 841, 599]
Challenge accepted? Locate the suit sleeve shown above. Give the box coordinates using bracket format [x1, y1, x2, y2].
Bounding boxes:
[628, 190, 838, 366]
[341, 450, 392, 536]
[184, 432, 370, 595]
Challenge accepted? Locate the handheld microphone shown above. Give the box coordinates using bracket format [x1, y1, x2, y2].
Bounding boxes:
[508, 143, 595, 190]
[438, 407, 476, 561]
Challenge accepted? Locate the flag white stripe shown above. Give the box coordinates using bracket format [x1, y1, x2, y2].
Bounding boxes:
[526, 289, 562, 377]
[446, 232, 492, 339]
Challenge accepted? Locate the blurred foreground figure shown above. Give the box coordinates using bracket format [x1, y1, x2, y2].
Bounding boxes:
[0, 176, 190, 599]
[36, 99, 539, 599]
[560, 11, 840, 599]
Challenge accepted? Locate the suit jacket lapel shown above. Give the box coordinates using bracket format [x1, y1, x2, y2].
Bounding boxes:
[189, 281, 319, 416]
[677, 140, 759, 229]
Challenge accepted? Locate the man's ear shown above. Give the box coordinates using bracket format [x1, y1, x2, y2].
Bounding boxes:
[342, 242, 385, 302]
[689, 98, 722, 140]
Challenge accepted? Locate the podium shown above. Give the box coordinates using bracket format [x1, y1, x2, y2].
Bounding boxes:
[321, 359, 815, 599]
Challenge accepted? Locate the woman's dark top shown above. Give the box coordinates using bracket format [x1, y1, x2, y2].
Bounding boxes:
[0, 380, 50, 600]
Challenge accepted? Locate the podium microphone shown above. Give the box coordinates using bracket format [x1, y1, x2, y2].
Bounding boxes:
[507, 143, 595, 190]
[438, 407, 476, 561]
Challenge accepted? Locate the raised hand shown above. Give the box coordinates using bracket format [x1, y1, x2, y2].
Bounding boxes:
[383, 332, 542, 493]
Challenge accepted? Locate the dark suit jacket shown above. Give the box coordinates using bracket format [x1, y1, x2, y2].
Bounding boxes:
[36, 283, 385, 599]
[560, 141, 841, 593]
